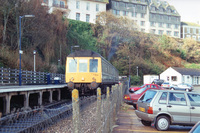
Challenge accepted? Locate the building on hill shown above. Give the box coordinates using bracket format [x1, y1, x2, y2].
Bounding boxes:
[67, 0, 109, 23]
[41, 0, 69, 16]
[108, 0, 181, 38]
[160, 67, 200, 85]
[181, 22, 200, 42]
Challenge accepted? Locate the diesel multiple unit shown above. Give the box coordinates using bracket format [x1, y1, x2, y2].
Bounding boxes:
[65, 50, 119, 93]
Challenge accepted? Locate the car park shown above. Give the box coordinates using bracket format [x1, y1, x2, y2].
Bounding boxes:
[170, 83, 193, 91]
[124, 84, 163, 109]
[135, 89, 200, 131]
[189, 121, 200, 133]
[161, 82, 171, 89]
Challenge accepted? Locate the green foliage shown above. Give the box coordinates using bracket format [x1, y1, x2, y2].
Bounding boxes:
[57, 65, 65, 74]
[184, 63, 200, 69]
[66, 19, 97, 52]
[131, 75, 142, 85]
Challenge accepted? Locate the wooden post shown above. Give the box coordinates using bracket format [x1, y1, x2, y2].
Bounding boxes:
[96, 87, 101, 132]
[72, 89, 80, 133]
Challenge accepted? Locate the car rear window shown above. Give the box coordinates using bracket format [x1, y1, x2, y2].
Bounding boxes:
[139, 90, 157, 103]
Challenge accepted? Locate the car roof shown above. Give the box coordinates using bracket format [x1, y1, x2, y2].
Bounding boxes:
[148, 89, 200, 94]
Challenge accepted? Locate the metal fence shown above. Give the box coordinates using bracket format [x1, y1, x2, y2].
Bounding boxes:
[0, 83, 127, 133]
[0, 67, 65, 85]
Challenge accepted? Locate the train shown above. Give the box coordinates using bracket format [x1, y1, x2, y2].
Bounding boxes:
[65, 50, 119, 94]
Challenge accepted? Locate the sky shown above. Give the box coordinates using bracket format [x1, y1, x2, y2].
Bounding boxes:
[165, 0, 200, 24]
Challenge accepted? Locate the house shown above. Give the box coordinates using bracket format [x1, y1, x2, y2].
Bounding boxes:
[109, 0, 181, 38]
[67, 0, 109, 23]
[181, 22, 200, 42]
[160, 67, 200, 85]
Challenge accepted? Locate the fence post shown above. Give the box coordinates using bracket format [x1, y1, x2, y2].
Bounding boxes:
[96, 87, 101, 132]
[72, 89, 80, 133]
[1, 67, 3, 84]
[106, 87, 110, 133]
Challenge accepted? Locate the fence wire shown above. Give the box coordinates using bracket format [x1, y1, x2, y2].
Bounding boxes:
[0, 83, 127, 133]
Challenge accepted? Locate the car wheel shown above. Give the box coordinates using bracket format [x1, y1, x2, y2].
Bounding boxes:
[170, 88, 174, 90]
[185, 89, 189, 92]
[141, 120, 151, 126]
[133, 104, 137, 109]
[156, 116, 170, 131]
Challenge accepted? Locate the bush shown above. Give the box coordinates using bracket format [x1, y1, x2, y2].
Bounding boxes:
[131, 75, 142, 85]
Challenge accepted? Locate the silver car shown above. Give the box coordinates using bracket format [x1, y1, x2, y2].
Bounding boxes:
[170, 83, 193, 92]
[135, 89, 200, 131]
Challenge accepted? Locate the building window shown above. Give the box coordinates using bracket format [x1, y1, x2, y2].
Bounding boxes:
[174, 31, 179, 37]
[125, 3, 128, 8]
[76, 1, 80, 9]
[86, 14, 90, 22]
[167, 16, 171, 20]
[60, 1, 64, 8]
[116, 10, 120, 16]
[86, 2, 90, 10]
[160, 15, 163, 20]
[142, 6, 145, 10]
[159, 22, 163, 27]
[113, 1, 119, 7]
[187, 27, 190, 33]
[53, 0, 58, 5]
[123, 11, 128, 16]
[175, 24, 179, 29]
[171, 76, 177, 81]
[167, 31, 171, 35]
[160, 8, 163, 12]
[192, 35, 196, 40]
[158, 30, 163, 35]
[150, 22, 155, 27]
[193, 28, 196, 34]
[96, 4, 99, 11]
[151, 6, 156, 11]
[198, 36, 200, 41]
[141, 21, 145, 26]
[113, 9, 116, 15]
[186, 35, 191, 38]
[176, 17, 179, 22]
[132, 12, 137, 17]
[141, 13, 145, 18]
[76, 13, 80, 21]
[167, 23, 171, 28]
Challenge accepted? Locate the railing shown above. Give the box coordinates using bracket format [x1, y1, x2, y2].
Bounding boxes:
[0, 67, 65, 85]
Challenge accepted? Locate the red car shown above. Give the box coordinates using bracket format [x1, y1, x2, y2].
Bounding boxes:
[124, 84, 164, 109]
[129, 84, 145, 93]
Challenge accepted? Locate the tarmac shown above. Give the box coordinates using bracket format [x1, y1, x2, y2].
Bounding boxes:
[112, 103, 192, 133]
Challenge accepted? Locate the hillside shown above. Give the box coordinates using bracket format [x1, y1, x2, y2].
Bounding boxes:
[1, 1, 200, 81]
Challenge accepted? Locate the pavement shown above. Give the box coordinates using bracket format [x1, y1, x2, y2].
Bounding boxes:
[112, 103, 192, 133]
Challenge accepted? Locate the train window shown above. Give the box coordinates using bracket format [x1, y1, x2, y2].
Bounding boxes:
[69, 59, 77, 72]
[79, 59, 88, 72]
[90, 59, 98, 72]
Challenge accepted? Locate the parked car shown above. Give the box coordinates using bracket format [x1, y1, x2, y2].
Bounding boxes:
[124, 84, 163, 109]
[170, 83, 193, 91]
[135, 89, 200, 131]
[152, 79, 164, 86]
[161, 82, 171, 89]
[128, 84, 145, 93]
[189, 121, 200, 133]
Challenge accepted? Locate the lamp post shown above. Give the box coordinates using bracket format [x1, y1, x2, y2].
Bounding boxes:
[71, 45, 79, 53]
[19, 15, 35, 86]
[137, 66, 138, 77]
[33, 50, 36, 72]
[128, 56, 131, 88]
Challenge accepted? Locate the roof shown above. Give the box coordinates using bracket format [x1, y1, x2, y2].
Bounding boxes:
[172, 67, 200, 76]
[181, 22, 200, 27]
[89, 0, 109, 3]
[68, 50, 102, 57]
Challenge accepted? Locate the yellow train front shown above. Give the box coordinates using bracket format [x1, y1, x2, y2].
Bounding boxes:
[65, 50, 119, 94]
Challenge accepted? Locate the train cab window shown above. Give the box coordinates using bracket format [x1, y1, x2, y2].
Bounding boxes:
[69, 59, 77, 72]
[90, 59, 98, 72]
[79, 59, 88, 72]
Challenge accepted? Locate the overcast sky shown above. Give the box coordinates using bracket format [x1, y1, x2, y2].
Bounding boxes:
[165, 0, 200, 24]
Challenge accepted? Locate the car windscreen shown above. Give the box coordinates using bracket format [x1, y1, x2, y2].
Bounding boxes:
[134, 87, 147, 94]
[139, 90, 157, 103]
